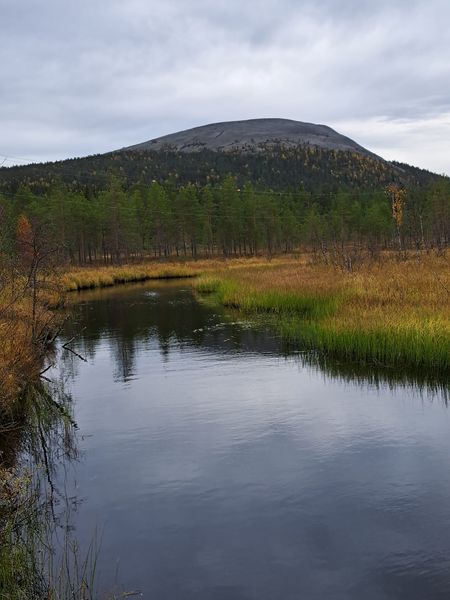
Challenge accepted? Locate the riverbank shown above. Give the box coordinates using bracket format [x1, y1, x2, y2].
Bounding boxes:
[1, 253, 448, 416]
[60, 261, 206, 291]
[59, 257, 298, 292]
[58, 252, 449, 373]
[194, 253, 450, 373]
[0, 288, 60, 418]
[0, 290, 70, 597]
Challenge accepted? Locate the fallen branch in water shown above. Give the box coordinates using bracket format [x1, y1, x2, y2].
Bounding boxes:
[62, 335, 87, 362]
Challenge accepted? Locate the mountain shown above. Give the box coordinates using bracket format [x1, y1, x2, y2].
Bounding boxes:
[0, 119, 442, 194]
[122, 118, 381, 159]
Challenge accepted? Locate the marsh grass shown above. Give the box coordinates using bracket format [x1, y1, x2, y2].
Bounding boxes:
[60, 256, 295, 292]
[61, 264, 197, 291]
[195, 253, 450, 373]
[60, 260, 224, 292]
[279, 318, 449, 372]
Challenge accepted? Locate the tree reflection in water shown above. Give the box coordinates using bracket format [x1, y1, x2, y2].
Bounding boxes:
[0, 381, 103, 599]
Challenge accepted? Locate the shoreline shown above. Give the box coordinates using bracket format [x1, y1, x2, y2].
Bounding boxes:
[1, 252, 448, 419]
[62, 253, 450, 374]
[193, 254, 450, 374]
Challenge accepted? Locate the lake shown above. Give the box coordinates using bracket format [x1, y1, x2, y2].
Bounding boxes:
[50, 280, 450, 599]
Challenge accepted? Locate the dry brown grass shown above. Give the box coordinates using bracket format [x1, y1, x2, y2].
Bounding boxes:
[0, 279, 61, 415]
[195, 252, 450, 370]
[0, 321, 48, 415]
[209, 253, 449, 325]
[59, 256, 293, 291]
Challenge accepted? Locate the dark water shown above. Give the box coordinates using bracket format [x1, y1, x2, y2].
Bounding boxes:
[51, 281, 450, 599]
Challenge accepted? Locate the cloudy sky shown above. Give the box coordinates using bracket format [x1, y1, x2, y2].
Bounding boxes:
[1, 0, 450, 173]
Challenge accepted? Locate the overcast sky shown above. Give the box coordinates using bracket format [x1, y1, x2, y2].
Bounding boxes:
[1, 0, 450, 173]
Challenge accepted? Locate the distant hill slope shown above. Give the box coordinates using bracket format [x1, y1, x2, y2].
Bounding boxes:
[0, 119, 443, 194]
[122, 118, 382, 159]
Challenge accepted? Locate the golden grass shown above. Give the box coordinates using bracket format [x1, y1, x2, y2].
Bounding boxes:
[60, 259, 226, 291]
[0, 275, 62, 415]
[0, 306, 50, 415]
[59, 256, 290, 291]
[194, 253, 450, 372]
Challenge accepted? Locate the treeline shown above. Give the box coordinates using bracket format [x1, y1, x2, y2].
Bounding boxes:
[0, 145, 440, 196]
[0, 176, 448, 265]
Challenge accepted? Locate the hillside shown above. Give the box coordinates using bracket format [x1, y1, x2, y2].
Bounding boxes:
[0, 119, 442, 194]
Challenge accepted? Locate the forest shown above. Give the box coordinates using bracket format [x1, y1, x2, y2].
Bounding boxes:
[0, 145, 440, 195]
[0, 174, 448, 267]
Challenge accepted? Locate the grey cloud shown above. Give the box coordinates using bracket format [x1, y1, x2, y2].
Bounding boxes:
[0, 0, 449, 173]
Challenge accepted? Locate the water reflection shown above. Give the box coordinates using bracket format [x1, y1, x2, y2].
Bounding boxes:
[62, 281, 280, 383]
[62, 280, 448, 398]
[52, 280, 450, 600]
[0, 382, 95, 598]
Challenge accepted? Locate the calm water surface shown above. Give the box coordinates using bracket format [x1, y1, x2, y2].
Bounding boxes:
[52, 281, 450, 599]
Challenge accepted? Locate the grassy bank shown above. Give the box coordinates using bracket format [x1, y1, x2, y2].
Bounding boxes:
[59, 257, 291, 292]
[195, 253, 450, 373]
[58, 253, 449, 372]
[2, 253, 446, 411]
[0, 284, 61, 417]
[0, 271, 70, 597]
[61, 261, 209, 291]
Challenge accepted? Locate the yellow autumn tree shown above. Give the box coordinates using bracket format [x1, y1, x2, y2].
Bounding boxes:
[16, 214, 33, 267]
[386, 184, 406, 253]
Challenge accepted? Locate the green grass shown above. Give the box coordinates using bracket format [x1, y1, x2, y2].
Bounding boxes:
[196, 278, 341, 319]
[195, 275, 450, 374]
[279, 318, 449, 372]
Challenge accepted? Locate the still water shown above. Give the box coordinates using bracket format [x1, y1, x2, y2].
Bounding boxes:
[52, 281, 450, 599]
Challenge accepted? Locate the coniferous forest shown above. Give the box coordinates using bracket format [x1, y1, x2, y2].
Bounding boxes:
[0, 145, 440, 194]
[1, 144, 447, 266]
[0, 170, 448, 265]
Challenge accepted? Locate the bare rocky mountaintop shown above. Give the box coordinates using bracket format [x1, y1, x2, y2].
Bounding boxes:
[122, 118, 381, 159]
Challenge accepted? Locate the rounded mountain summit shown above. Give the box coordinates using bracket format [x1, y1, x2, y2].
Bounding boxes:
[122, 118, 381, 159]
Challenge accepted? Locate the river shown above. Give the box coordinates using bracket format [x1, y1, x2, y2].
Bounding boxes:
[49, 280, 450, 599]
